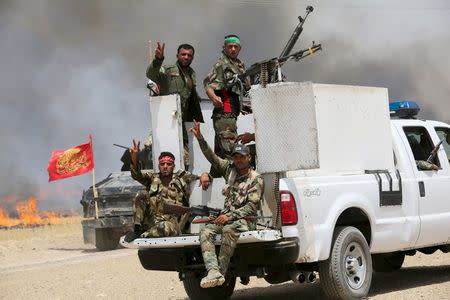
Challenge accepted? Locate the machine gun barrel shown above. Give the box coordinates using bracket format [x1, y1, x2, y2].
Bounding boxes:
[279, 5, 313, 58]
[279, 42, 322, 65]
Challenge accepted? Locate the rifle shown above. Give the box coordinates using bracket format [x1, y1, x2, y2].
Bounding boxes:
[426, 139, 445, 163]
[163, 203, 274, 228]
[113, 143, 130, 150]
[163, 203, 222, 219]
[236, 5, 322, 86]
[191, 215, 273, 224]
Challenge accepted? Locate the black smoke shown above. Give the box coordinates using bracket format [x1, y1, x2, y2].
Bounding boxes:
[1, 0, 449, 211]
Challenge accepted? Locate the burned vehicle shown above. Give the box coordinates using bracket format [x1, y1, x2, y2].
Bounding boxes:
[80, 171, 145, 251]
[80, 137, 153, 251]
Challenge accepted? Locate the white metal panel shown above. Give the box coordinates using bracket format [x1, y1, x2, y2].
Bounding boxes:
[148, 95, 184, 169]
[251, 82, 394, 174]
[251, 82, 319, 173]
[313, 83, 394, 173]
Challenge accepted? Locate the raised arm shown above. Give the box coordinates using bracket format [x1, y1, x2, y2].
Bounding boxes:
[146, 41, 169, 87]
[189, 120, 230, 176]
[130, 139, 154, 187]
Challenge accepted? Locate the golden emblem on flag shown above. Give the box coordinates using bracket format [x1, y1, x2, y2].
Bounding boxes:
[56, 148, 89, 175]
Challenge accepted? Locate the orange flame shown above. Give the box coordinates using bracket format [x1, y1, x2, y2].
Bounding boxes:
[0, 207, 20, 227]
[0, 196, 66, 227]
[16, 196, 42, 225]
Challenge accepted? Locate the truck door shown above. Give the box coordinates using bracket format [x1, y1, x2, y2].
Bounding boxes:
[403, 126, 450, 247]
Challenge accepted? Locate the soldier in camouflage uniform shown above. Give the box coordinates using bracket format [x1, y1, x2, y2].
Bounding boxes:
[124, 140, 210, 242]
[147, 42, 204, 168]
[203, 35, 250, 175]
[190, 121, 264, 288]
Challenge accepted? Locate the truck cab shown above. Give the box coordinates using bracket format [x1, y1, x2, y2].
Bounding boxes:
[392, 117, 450, 248]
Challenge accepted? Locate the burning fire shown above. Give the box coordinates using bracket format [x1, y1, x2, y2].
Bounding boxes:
[0, 196, 64, 227]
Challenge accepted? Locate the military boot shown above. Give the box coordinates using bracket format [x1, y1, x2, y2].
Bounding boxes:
[124, 225, 144, 243]
[200, 269, 225, 288]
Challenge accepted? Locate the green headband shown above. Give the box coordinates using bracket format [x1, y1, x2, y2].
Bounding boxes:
[224, 36, 241, 45]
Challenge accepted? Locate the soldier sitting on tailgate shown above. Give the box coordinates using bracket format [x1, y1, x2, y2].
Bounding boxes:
[146, 42, 204, 169]
[190, 121, 264, 288]
[124, 140, 211, 242]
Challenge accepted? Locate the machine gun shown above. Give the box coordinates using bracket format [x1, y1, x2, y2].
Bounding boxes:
[237, 5, 322, 87]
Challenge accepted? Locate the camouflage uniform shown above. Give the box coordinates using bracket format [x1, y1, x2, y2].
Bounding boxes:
[130, 163, 199, 237]
[147, 59, 204, 167]
[197, 138, 264, 275]
[203, 55, 248, 163]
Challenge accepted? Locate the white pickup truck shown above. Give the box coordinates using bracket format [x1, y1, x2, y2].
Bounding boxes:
[122, 82, 450, 300]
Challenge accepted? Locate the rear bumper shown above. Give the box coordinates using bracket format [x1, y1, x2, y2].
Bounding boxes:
[137, 237, 299, 272]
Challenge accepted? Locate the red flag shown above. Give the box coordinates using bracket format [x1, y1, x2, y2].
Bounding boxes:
[47, 136, 95, 182]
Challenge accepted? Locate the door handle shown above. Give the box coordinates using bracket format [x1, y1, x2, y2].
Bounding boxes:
[418, 181, 425, 197]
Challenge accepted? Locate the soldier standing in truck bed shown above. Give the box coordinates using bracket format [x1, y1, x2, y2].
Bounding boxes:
[203, 34, 250, 176]
[124, 140, 211, 242]
[146, 42, 204, 169]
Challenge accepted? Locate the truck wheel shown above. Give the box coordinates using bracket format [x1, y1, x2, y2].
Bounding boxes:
[182, 271, 236, 300]
[372, 252, 405, 272]
[95, 228, 119, 251]
[319, 226, 372, 300]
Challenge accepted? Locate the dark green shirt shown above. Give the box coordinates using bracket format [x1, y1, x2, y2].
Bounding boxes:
[147, 59, 204, 122]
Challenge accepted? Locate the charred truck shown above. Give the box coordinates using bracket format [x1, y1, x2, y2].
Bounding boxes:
[80, 144, 152, 251]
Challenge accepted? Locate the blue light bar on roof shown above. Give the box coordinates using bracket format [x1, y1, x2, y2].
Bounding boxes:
[389, 100, 420, 118]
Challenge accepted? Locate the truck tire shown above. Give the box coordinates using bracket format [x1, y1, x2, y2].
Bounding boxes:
[319, 226, 372, 300]
[372, 252, 405, 272]
[182, 271, 236, 300]
[95, 228, 119, 251]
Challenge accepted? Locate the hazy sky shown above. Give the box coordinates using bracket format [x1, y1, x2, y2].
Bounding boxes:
[1, 0, 449, 212]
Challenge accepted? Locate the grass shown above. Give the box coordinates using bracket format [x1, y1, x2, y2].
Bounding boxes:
[0, 216, 82, 241]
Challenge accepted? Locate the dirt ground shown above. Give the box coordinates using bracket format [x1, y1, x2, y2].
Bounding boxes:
[1, 222, 449, 300]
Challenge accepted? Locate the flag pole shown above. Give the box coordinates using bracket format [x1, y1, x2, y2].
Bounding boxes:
[90, 135, 99, 219]
[92, 168, 99, 219]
